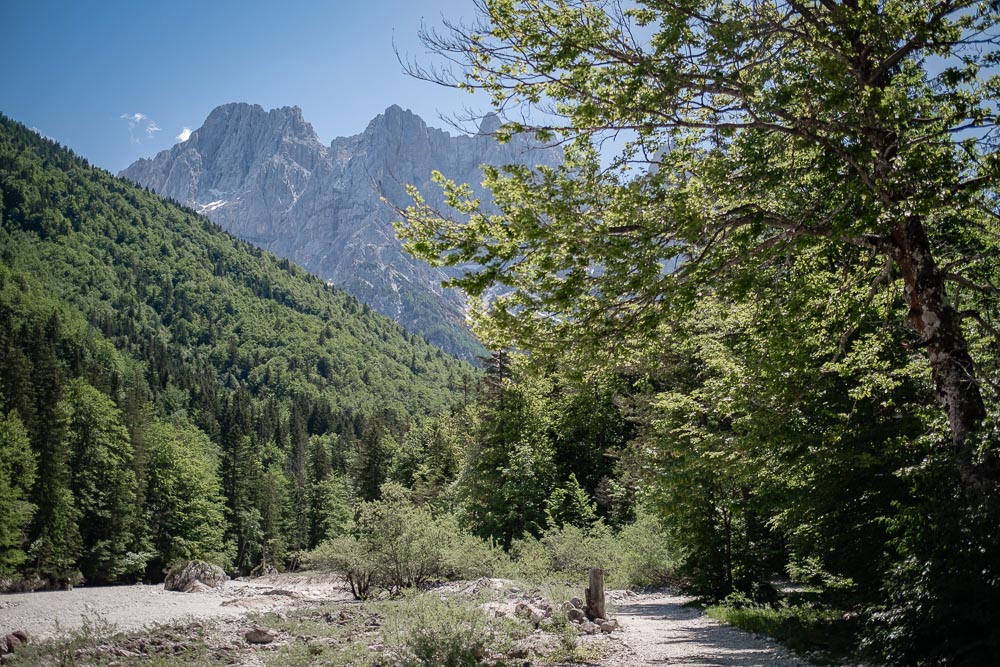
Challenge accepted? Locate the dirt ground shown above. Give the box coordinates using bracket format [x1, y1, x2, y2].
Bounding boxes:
[0, 574, 351, 639]
[1, 575, 808, 665]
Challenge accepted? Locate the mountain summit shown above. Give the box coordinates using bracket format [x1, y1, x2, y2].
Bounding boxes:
[121, 103, 560, 359]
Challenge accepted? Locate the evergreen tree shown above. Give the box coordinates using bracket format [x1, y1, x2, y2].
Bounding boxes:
[259, 463, 289, 572]
[544, 473, 598, 530]
[460, 353, 556, 546]
[350, 417, 396, 502]
[284, 398, 310, 553]
[26, 331, 81, 587]
[0, 410, 36, 575]
[307, 434, 352, 547]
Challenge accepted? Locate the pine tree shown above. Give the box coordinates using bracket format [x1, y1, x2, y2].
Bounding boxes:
[0, 410, 36, 575]
[26, 329, 81, 587]
[284, 398, 310, 553]
[460, 353, 556, 546]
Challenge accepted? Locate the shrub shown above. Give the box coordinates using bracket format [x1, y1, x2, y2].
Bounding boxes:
[508, 510, 678, 587]
[381, 593, 521, 666]
[707, 599, 860, 664]
[306, 535, 377, 600]
[307, 483, 504, 598]
[437, 513, 509, 580]
[612, 508, 678, 588]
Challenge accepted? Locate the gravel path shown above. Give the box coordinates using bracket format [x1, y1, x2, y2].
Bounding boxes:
[602, 593, 808, 666]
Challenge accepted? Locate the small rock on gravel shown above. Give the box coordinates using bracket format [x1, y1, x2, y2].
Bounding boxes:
[244, 628, 275, 644]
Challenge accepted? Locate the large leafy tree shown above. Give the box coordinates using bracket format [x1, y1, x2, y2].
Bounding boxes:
[65, 378, 141, 583]
[399, 0, 1000, 494]
[144, 419, 229, 575]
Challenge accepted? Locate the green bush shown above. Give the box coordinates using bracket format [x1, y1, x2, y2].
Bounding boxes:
[509, 523, 619, 584]
[437, 513, 510, 580]
[306, 483, 505, 598]
[508, 507, 678, 587]
[612, 508, 678, 588]
[306, 535, 378, 600]
[381, 593, 520, 666]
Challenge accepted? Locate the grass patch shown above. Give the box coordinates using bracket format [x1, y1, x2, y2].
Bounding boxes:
[706, 600, 861, 665]
[8, 616, 221, 666]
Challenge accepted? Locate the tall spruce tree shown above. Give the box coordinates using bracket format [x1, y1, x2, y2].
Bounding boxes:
[26, 328, 81, 586]
[0, 410, 36, 575]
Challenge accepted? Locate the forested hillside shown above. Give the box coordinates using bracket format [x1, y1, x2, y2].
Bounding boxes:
[0, 114, 475, 585]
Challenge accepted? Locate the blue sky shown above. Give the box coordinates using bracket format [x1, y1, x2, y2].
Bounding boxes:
[1, 0, 486, 173]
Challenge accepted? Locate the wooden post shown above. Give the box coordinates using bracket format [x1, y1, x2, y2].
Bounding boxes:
[585, 567, 606, 621]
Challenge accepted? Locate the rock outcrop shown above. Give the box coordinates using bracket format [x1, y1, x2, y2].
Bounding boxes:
[121, 103, 560, 360]
[164, 560, 228, 593]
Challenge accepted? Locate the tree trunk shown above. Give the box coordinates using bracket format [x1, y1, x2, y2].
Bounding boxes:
[891, 216, 996, 493]
[585, 567, 606, 621]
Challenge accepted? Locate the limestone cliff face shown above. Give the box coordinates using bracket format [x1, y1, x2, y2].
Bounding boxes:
[122, 103, 559, 360]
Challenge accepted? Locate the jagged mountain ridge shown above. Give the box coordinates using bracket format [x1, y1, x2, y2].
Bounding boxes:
[121, 103, 560, 360]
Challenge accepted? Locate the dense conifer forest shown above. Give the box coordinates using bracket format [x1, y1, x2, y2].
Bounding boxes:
[0, 114, 476, 584]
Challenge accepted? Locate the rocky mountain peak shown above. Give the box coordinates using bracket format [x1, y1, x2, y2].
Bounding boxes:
[121, 103, 561, 360]
[364, 104, 433, 141]
[478, 112, 502, 135]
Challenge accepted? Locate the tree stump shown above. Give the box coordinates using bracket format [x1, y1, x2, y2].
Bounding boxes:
[584, 567, 606, 620]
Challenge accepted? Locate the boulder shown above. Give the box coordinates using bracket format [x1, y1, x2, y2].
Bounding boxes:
[164, 560, 228, 592]
[567, 607, 587, 624]
[184, 581, 212, 593]
[507, 635, 558, 659]
[0, 631, 28, 655]
[244, 628, 275, 645]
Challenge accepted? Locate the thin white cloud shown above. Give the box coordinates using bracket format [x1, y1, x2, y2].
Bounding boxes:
[31, 127, 55, 141]
[176, 127, 192, 142]
[120, 112, 160, 144]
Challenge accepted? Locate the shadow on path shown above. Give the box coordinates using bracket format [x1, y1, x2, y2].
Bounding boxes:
[611, 596, 805, 667]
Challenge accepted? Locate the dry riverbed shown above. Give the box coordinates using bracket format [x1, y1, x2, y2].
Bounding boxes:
[0, 574, 351, 639]
[0, 574, 809, 665]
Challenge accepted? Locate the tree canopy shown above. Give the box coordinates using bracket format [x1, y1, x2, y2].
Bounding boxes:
[398, 0, 1000, 493]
